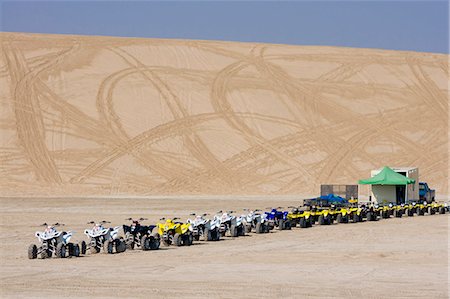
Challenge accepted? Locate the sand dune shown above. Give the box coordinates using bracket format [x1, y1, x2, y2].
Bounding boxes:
[0, 32, 448, 197]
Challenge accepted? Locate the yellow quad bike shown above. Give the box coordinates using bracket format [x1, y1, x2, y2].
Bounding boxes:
[154, 218, 193, 247]
[390, 205, 404, 218]
[378, 205, 391, 219]
[335, 208, 350, 223]
[415, 203, 427, 216]
[403, 203, 416, 217]
[432, 202, 447, 214]
[428, 202, 446, 215]
[363, 204, 381, 221]
[287, 208, 313, 228]
[315, 208, 334, 225]
[349, 207, 363, 222]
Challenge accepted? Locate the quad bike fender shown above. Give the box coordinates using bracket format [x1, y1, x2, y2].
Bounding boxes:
[62, 231, 73, 244]
[109, 226, 120, 239]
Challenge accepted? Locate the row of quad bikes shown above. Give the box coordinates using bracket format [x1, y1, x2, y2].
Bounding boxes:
[28, 202, 447, 259]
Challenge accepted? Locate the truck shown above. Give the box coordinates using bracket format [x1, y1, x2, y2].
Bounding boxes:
[419, 182, 435, 203]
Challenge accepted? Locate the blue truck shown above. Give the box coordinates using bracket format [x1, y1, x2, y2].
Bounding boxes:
[419, 182, 435, 202]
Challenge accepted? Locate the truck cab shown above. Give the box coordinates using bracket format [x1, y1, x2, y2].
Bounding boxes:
[419, 182, 435, 203]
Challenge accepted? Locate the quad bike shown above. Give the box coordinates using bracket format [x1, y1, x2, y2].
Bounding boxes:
[363, 204, 382, 221]
[335, 208, 350, 223]
[378, 205, 391, 219]
[123, 218, 160, 251]
[427, 202, 445, 215]
[265, 207, 292, 230]
[415, 202, 427, 216]
[432, 202, 447, 214]
[154, 218, 193, 246]
[391, 204, 404, 218]
[82, 221, 126, 254]
[287, 207, 313, 228]
[403, 203, 416, 217]
[315, 208, 334, 225]
[28, 223, 80, 259]
[187, 213, 220, 241]
[348, 206, 363, 223]
[203, 215, 221, 241]
[243, 209, 269, 234]
[216, 211, 245, 237]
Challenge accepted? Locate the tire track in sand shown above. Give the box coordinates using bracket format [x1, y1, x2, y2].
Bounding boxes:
[3, 42, 80, 183]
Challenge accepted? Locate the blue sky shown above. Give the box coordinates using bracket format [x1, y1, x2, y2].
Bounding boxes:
[0, 1, 448, 53]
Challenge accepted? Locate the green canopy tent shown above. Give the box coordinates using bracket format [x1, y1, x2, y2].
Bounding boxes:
[359, 166, 415, 185]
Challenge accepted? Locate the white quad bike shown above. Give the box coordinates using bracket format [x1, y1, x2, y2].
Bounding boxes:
[82, 221, 126, 254]
[28, 223, 80, 259]
[243, 209, 270, 234]
[187, 213, 221, 241]
[216, 211, 245, 238]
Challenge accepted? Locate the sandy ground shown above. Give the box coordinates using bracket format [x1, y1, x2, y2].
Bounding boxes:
[0, 197, 448, 298]
[1, 32, 448, 198]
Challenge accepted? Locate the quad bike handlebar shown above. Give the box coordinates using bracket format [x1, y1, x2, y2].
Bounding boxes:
[40, 222, 64, 227]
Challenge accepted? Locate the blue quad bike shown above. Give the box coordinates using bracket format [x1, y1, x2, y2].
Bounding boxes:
[265, 208, 292, 231]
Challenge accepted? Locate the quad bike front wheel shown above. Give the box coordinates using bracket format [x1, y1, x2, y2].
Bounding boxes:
[80, 241, 87, 255]
[229, 225, 238, 237]
[115, 239, 126, 253]
[141, 235, 150, 250]
[203, 228, 212, 241]
[353, 213, 359, 223]
[278, 219, 284, 231]
[299, 218, 307, 228]
[56, 243, 67, 258]
[103, 240, 114, 254]
[70, 243, 80, 257]
[28, 244, 37, 259]
[173, 233, 182, 246]
[125, 232, 135, 250]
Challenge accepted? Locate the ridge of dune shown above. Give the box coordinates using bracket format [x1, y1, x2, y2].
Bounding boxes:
[0, 32, 448, 197]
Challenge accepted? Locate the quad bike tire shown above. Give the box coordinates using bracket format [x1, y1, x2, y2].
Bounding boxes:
[285, 220, 292, 230]
[278, 219, 284, 231]
[90, 245, 100, 254]
[417, 209, 424, 216]
[404, 208, 409, 216]
[318, 215, 324, 225]
[427, 207, 434, 215]
[125, 232, 135, 250]
[184, 233, 194, 246]
[336, 214, 342, 223]
[255, 222, 263, 234]
[80, 241, 87, 255]
[28, 244, 37, 259]
[204, 228, 212, 241]
[299, 218, 307, 228]
[353, 213, 359, 223]
[56, 243, 66, 258]
[173, 233, 182, 246]
[141, 235, 150, 251]
[116, 239, 127, 253]
[245, 225, 252, 234]
[213, 229, 220, 241]
[229, 225, 238, 237]
[149, 234, 160, 250]
[40, 249, 50, 259]
[71, 243, 80, 257]
[103, 240, 114, 254]
[439, 207, 446, 214]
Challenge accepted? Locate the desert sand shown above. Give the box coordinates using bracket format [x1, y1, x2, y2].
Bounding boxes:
[0, 197, 448, 298]
[1, 32, 448, 198]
